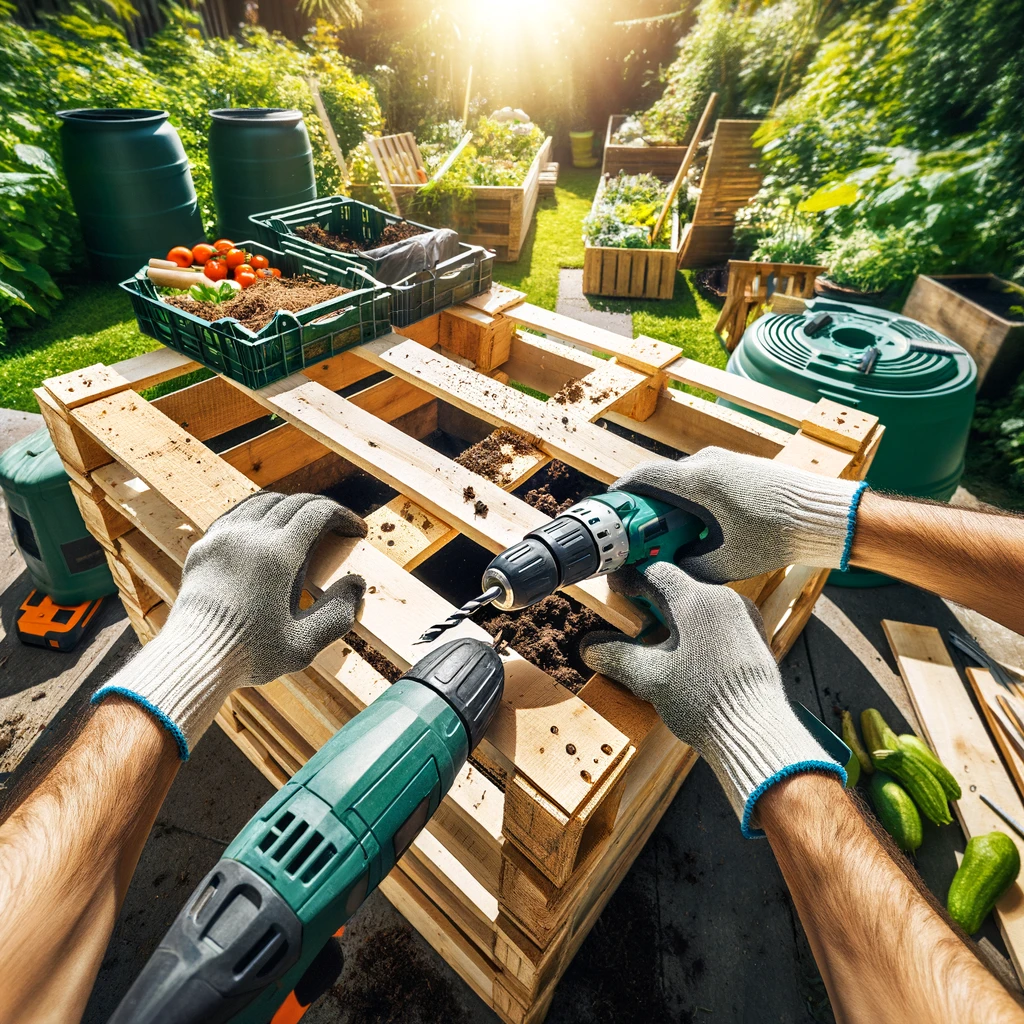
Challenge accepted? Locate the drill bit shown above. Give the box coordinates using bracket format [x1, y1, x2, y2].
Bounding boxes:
[414, 585, 503, 645]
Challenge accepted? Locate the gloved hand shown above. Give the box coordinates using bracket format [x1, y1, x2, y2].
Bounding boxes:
[580, 562, 845, 836]
[93, 492, 367, 759]
[614, 446, 868, 583]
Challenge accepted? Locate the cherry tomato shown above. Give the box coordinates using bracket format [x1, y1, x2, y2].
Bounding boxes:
[270, 267, 282, 278]
[166, 246, 194, 268]
[249, 254, 269, 271]
[255, 267, 274, 279]
[225, 247, 247, 269]
[204, 259, 228, 282]
[235, 268, 258, 289]
[191, 243, 215, 265]
[213, 238, 235, 253]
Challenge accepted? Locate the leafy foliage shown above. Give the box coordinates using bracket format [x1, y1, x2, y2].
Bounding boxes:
[582, 173, 670, 248]
[817, 225, 940, 294]
[0, 9, 382, 341]
[970, 383, 1024, 509]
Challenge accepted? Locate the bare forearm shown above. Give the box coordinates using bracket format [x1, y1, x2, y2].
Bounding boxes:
[850, 492, 1024, 633]
[0, 698, 179, 1023]
[759, 773, 1022, 1024]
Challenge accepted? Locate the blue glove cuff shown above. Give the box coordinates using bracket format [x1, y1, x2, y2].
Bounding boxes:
[92, 685, 191, 761]
[838, 481, 869, 572]
[740, 760, 847, 839]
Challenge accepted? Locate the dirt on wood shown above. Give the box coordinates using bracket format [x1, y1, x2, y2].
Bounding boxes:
[165, 276, 349, 332]
[335, 927, 468, 1024]
[295, 220, 425, 254]
[552, 378, 586, 405]
[520, 458, 591, 517]
[454, 429, 536, 486]
[480, 594, 609, 692]
[342, 632, 402, 684]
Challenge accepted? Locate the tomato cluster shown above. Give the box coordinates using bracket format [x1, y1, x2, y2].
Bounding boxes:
[166, 240, 281, 289]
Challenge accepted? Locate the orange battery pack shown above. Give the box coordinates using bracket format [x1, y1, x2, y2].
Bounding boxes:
[16, 590, 104, 652]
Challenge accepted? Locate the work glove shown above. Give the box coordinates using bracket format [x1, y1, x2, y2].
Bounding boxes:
[614, 446, 868, 584]
[580, 562, 845, 837]
[93, 492, 367, 759]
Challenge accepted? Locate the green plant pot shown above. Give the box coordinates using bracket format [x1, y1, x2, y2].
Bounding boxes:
[569, 130, 598, 169]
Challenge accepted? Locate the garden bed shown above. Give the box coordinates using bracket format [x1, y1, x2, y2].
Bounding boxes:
[601, 115, 692, 180]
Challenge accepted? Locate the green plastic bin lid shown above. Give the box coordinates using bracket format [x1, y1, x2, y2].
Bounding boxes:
[0, 428, 68, 494]
[747, 299, 974, 396]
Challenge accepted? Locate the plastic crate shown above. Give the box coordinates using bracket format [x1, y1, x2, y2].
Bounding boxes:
[120, 240, 390, 389]
[249, 196, 494, 327]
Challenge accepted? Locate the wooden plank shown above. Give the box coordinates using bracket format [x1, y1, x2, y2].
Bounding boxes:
[44, 363, 131, 410]
[364, 497, 454, 570]
[502, 303, 679, 374]
[967, 668, 1024, 803]
[883, 621, 1024, 980]
[463, 286, 529, 317]
[117, 529, 181, 604]
[800, 399, 878, 454]
[111, 347, 199, 391]
[358, 335, 670, 484]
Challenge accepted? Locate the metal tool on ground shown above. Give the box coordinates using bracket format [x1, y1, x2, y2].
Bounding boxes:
[950, 631, 1020, 691]
[980, 794, 1024, 843]
[415, 491, 706, 645]
[108, 637, 504, 1024]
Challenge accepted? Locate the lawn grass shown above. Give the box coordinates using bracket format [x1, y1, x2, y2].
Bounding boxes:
[0, 283, 156, 412]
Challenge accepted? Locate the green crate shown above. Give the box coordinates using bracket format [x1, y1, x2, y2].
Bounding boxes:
[120, 239, 390, 389]
[249, 196, 493, 327]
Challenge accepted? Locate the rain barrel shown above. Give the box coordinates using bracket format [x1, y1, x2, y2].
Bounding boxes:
[209, 108, 316, 241]
[57, 109, 204, 281]
[0, 429, 115, 603]
[726, 299, 977, 584]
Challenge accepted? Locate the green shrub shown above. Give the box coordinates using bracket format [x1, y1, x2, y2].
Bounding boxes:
[818, 225, 940, 295]
[582, 173, 670, 249]
[734, 184, 822, 264]
[970, 382, 1024, 507]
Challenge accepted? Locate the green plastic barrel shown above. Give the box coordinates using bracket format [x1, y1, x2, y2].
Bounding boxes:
[726, 298, 977, 584]
[209, 108, 316, 241]
[0, 430, 115, 603]
[57, 109, 204, 281]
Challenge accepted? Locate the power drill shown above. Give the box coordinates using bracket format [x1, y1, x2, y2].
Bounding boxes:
[108, 637, 503, 1024]
[416, 491, 706, 644]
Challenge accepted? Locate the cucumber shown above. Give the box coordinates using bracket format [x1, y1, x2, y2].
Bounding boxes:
[947, 831, 1021, 934]
[872, 748, 953, 826]
[869, 772, 922, 853]
[897, 733, 961, 801]
[842, 710, 873, 776]
[861, 708, 900, 756]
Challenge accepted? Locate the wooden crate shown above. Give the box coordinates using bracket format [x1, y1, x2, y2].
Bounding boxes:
[37, 287, 881, 1024]
[601, 115, 693, 180]
[582, 175, 683, 301]
[678, 120, 764, 269]
[901, 274, 1024, 396]
[389, 137, 553, 263]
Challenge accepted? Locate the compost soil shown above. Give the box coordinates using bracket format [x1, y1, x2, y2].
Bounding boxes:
[519, 457, 592, 517]
[453, 428, 537, 486]
[336, 927, 468, 1024]
[941, 277, 1024, 321]
[342, 632, 402, 683]
[694, 263, 729, 304]
[295, 220, 425, 254]
[165, 275, 349, 332]
[479, 594, 608, 692]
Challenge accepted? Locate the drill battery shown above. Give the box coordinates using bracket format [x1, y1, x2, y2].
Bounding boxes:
[16, 590, 104, 652]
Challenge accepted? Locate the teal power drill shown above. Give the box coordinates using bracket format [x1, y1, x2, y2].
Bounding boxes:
[108, 637, 503, 1024]
[416, 490, 707, 644]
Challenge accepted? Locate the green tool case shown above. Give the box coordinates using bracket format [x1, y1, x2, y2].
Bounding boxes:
[0, 429, 114, 603]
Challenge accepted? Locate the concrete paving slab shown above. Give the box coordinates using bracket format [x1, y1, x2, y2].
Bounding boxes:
[555, 269, 634, 337]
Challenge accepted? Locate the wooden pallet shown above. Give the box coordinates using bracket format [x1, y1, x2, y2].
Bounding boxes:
[601, 115, 693, 180]
[582, 175, 683, 300]
[678, 120, 764, 269]
[376, 136, 552, 263]
[37, 290, 881, 1024]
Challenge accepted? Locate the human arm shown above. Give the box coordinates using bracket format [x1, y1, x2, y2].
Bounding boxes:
[581, 564, 1023, 1024]
[849, 491, 1024, 634]
[614, 447, 1024, 634]
[760, 772, 1023, 1024]
[0, 699, 179, 1023]
[0, 491, 367, 1023]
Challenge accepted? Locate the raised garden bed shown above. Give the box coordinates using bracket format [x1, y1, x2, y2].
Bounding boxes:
[36, 291, 880, 1024]
[601, 114, 693, 180]
[902, 274, 1024, 396]
[250, 196, 494, 328]
[120, 239, 390, 389]
[388, 136, 553, 263]
[582, 173, 682, 300]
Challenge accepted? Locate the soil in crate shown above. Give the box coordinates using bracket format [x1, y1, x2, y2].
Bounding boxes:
[941, 277, 1024, 321]
[164, 276, 349, 331]
[295, 220, 425, 254]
